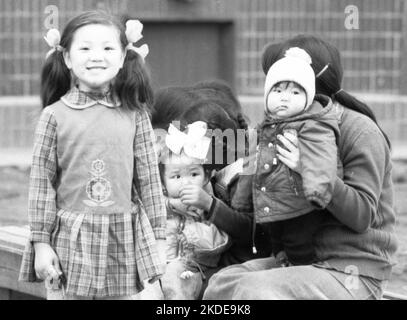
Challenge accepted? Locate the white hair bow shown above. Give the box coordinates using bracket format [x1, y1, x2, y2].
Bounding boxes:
[44, 29, 63, 59]
[125, 20, 149, 61]
[165, 121, 211, 161]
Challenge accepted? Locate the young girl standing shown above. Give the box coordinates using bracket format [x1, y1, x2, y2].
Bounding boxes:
[18, 11, 166, 299]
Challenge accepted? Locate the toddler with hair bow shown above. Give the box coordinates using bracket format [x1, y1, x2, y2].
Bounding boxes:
[136, 121, 230, 300]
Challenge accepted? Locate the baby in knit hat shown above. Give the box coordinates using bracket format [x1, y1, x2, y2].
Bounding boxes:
[234, 47, 340, 266]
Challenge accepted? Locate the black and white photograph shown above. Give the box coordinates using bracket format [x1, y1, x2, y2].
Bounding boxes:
[0, 0, 406, 305]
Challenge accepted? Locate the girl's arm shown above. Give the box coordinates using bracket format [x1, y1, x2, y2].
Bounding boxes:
[29, 109, 62, 280]
[133, 110, 166, 240]
[29, 108, 58, 244]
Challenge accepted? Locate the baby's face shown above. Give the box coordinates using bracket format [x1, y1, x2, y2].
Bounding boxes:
[163, 154, 206, 198]
[266, 82, 307, 119]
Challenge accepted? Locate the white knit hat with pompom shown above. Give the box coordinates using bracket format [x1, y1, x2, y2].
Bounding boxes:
[264, 47, 316, 110]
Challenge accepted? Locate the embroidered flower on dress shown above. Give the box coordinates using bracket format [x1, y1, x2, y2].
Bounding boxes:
[83, 159, 115, 207]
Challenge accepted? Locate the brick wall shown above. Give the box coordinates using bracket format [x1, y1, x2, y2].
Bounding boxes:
[0, 0, 406, 96]
[235, 0, 406, 95]
[0, 0, 406, 151]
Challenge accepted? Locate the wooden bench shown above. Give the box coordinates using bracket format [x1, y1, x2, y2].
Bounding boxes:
[0, 225, 45, 299]
[1, 225, 406, 300]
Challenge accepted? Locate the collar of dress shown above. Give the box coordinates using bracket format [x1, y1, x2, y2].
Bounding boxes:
[61, 86, 121, 110]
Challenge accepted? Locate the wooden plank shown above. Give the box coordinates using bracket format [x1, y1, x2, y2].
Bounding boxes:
[0, 249, 46, 299]
[0, 267, 46, 299]
[0, 225, 46, 299]
[0, 230, 29, 249]
[383, 290, 407, 300]
[0, 246, 24, 271]
[0, 288, 11, 300]
[0, 225, 29, 252]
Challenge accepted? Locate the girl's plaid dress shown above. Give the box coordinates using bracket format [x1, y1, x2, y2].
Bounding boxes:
[19, 87, 166, 298]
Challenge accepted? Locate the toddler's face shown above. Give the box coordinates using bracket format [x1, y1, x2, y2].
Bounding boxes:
[163, 154, 206, 198]
[266, 82, 307, 119]
[63, 24, 125, 92]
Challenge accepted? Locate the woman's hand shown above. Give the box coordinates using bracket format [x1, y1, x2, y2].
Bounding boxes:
[167, 198, 202, 219]
[33, 242, 62, 281]
[276, 131, 300, 173]
[179, 185, 213, 212]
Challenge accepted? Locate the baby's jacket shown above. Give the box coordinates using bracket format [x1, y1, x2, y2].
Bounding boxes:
[235, 94, 340, 223]
[165, 184, 230, 269]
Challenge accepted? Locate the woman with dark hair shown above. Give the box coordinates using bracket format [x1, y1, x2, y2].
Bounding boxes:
[151, 79, 248, 132]
[203, 34, 397, 300]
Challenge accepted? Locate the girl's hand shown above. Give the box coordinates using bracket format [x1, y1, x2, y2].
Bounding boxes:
[33, 242, 62, 281]
[276, 131, 300, 173]
[179, 185, 213, 212]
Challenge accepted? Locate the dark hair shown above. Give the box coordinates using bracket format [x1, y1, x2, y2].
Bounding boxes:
[150, 86, 191, 130]
[181, 100, 242, 171]
[151, 79, 248, 131]
[262, 34, 391, 148]
[188, 80, 248, 129]
[181, 100, 238, 131]
[41, 10, 153, 111]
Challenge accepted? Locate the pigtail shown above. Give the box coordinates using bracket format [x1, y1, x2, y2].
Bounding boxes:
[114, 50, 154, 111]
[40, 51, 71, 108]
[237, 113, 249, 130]
[334, 90, 391, 148]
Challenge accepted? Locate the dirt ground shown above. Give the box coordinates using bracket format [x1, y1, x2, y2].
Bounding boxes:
[1, 162, 407, 296]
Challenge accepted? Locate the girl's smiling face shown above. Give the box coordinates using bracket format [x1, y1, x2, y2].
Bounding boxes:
[266, 81, 307, 119]
[162, 153, 206, 198]
[63, 24, 125, 92]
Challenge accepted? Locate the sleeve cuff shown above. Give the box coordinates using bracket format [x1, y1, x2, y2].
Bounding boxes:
[306, 190, 332, 210]
[326, 177, 343, 211]
[30, 230, 51, 244]
[205, 196, 220, 223]
[153, 228, 166, 240]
